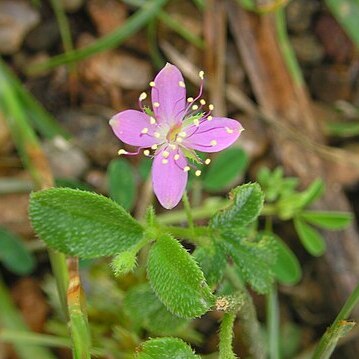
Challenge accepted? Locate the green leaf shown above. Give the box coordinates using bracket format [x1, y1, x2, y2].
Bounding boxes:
[203, 148, 248, 192]
[294, 218, 326, 256]
[297, 179, 325, 207]
[211, 183, 264, 230]
[193, 242, 227, 287]
[326, 0, 359, 48]
[136, 337, 200, 359]
[139, 157, 152, 180]
[29, 188, 143, 258]
[270, 235, 302, 285]
[326, 121, 359, 138]
[221, 231, 277, 294]
[300, 211, 353, 230]
[147, 234, 215, 318]
[123, 284, 188, 335]
[107, 159, 136, 211]
[0, 228, 35, 275]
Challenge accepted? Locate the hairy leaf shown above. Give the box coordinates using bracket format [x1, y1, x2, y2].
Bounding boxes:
[300, 211, 353, 230]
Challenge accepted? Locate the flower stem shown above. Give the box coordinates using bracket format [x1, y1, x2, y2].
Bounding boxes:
[159, 225, 211, 246]
[312, 282, 359, 359]
[182, 191, 195, 230]
[219, 313, 237, 359]
[267, 285, 280, 359]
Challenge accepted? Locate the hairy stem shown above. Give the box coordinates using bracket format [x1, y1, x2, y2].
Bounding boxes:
[219, 313, 237, 359]
[267, 285, 280, 359]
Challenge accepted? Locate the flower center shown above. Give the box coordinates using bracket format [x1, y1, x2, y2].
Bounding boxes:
[166, 123, 182, 143]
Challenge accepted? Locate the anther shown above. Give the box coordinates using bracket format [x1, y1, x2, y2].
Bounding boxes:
[210, 140, 217, 146]
[149, 81, 155, 87]
[150, 117, 156, 125]
[169, 144, 177, 150]
[226, 127, 234, 134]
[179, 81, 185, 88]
[187, 97, 194, 103]
[139, 92, 147, 101]
[118, 149, 128, 155]
[144, 150, 150, 156]
[174, 154, 180, 160]
[209, 104, 214, 111]
[162, 159, 168, 164]
[207, 116, 213, 121]
[153, 102, 160, 108]
[183, 166, 190, 172]
[178, 131, 186, 138]
[141, 127, 149, 134]
[200, 99, 206, 105]
[154, 132, 161, 138]
[193, 119, 200, 126]
[151, 144, 158, 150]
[195, 170, 202, 176]
[192, 105, 199, 111]
[162, 151, 170, 158]
[199, 70, 204, 80]
[176, 137, 183, 143]
[205, 158, 211, 165]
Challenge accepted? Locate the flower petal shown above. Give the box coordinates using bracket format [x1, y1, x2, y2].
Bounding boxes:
[110, 110, 159, 147]
[183, 117, 243, 153]
[152, 148, 188, 209]
[151, 63, 186, 125]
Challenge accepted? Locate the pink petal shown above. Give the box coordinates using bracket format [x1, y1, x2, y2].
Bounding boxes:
[152, 148, 188, 209]
[110, 110, 159, 147]
[183, 117, 243, 153]
[151, 63, 186, 125]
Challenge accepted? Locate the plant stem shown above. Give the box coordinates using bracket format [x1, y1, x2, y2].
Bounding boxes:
[267, 285, 280, 359]
[182, 191, 195, 231]
[159, 225, 211, 246]
[219, 312, 237, 359]
[312, 282, 359, 359]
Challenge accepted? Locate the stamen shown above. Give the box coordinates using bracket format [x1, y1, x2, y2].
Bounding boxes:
[187, 97, 194, 103]
[178, 131, 187, 138]
[226, 127, 234, 134]
[200, 99, 206, 106]
[205, 158, 211, 165]
[118, 149, 128, 155]
[149, 81, 155, 87]
[183, 166, 190, 172]
[153, 102, 160, 108]
[162, 151, 170, 158]
[150, 117, 156, 125]
[199, 70, 204, 80]
[154, 132, 161, 138]
[162, 159, 168, 164]
[179, 81, 185, 88]
[209, 104, 214, 111]
[195, 170, 202, 176]
[174, 154, 180, 160]
[176, 137, 183, 143]
[151, 144, 158, 150]
[193, 119, 200, 126]
[210, 140, 217, 146]
[169, 144, 177, 150]
[139, 92, 147, 101]
[207, 116, 213, 121]
[192, 105, 199, 111]
[144, 150, 150, 156]
[141, 127, 149, 134]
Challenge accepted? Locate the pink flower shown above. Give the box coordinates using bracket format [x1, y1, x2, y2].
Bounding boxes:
[110, 63, 243, 209]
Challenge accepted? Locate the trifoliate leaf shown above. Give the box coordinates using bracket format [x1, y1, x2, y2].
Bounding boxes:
[29, 188, 143, 258]
[211, 183, 264, 230]
[300, 211, 353, 230]
[136, 337, 200, 359]
[147, 234, 215, 318]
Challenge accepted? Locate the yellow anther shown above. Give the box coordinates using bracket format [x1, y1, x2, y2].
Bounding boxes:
[193, 119, 200, 126]
[199, 70, 205, 80]
[150, 117, 156, 125]
[141, 127, 149, 134]
[162, 159, 168, 164]
[187, 97, 194, 103]
[200, 99, 206, 106]
[207, 116, 213, 121]
[153, 102, 160, 108]
[174, 154, 180, 160]
[179, 131, 187, 138]
[149, 81, 155, 87]
[144, 150, 150, 156]
[192, 105, 199, 111]
[176, 137, 183, 143]
[118, 149, 128, 155]
[169, 144, 177, 150]
[195, 170, 202, 177]
[205, 158, 211, 165]
[226, 127, 234, 134]
[183, 166, 190, 172]
[139, 92, 147, 101]
[162, 151, 170, 158]
[151, 144, 158, 150]
[210, 140, 217, 146]
[154, 132, 161, 138]
[209, 104, 214, 111]
[179, 81, 185, 88]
